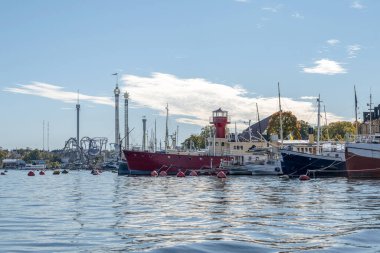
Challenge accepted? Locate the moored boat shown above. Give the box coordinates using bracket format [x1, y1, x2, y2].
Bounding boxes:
[345, 134, 380, 178]
[120, 108, 267, 176]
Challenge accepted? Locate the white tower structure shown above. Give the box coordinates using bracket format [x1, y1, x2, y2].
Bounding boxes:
[76, 91, 80, 151]
[113, 73, 120, 156]
[124, 91, 129, 150]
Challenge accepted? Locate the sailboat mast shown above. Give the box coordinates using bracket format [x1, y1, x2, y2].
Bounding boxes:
[317, 94, 321, 155]
[256, 103, 262, 136]
[278, 82, 283, 147]
[154, 119, 157, 152]
[165, 104, 169, 152]
[354, 86, 358, 135]
[369, 92, 373, 135]
[324, 105, 329, 140]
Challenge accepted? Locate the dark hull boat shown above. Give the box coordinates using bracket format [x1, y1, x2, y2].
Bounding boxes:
[345, 142, 380, 178]
[280, 149, 347, 177]
[119, 150, 227, 176]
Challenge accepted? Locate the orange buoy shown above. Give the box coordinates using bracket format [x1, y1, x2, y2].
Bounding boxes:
[217, 171, 227, 178]
[151, 170, 158, 177]
[159, 171, 167, 177]
[177, 170, 185, 177]
[39, 171, 45, 175]
[299, 175, 310, 181]
[189, 170, 198, 176]
[28, 171, 35, 176]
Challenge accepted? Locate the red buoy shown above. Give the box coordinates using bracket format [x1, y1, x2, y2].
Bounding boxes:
[159, 171, 167, 177]
[39, 171, 45, 175]
[189, 170, 198, 176]
[28, 171, 35, 176]
[217, 171, 227, 178]
[177, 171, 185, 177]
[151, 170, 158, 177]
[299, 175, 310, 181]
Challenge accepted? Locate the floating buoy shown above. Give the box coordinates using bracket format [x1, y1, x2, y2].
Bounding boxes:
[279, 175, 289, 180]
[1, 172, 6, 175]
[151, 170, 158, 177]
[189, 170, 198, 176]
[53, 170, 60, 175]
[39, 171, 45, 175]
[299, 175, 310, 181]
[62, 169, 69, 174]
[177, 170, 185, 177]
[159, 171, 167, 177]
[217, 171, 227, 178]
[28, 171, 35, 176]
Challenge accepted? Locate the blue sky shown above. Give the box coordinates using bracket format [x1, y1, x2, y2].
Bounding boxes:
[0, 0, 379, 150]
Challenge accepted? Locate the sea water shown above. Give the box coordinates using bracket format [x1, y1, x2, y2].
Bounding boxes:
[1, 170, 380, 252]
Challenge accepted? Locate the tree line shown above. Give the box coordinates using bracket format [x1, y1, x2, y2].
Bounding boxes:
[182, 111, 356, 149]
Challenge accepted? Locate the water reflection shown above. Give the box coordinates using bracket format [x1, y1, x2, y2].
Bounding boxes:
[1, 171, 380, 252]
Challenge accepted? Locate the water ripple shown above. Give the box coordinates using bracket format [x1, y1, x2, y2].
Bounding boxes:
[1, 171, 380, 252]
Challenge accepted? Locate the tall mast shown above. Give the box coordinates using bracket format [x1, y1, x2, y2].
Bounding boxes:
[256, 103, 262, 136]
[317, 94, 321, 155]
[47, 121, 50, 152]
[354, 85, 358, 135]
[370, 92, 373, 135]
[165, 104, 169, 152]
[42, 120, 45, 151]
[176, 125, 179, 148]
[323, 105, 329, 140]
[154, 119, 157, 152]
[278, 82, 283, 147]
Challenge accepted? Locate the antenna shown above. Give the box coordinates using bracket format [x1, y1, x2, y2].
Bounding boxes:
[278, 82, 283, 147]
[324, 105, 329, 140]
[367, 90, 373, 135]
[165, 104, 169, 152]
[316, 94, 321, 155]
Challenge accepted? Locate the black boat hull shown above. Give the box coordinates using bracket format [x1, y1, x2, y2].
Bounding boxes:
[280, 150, 347, 177]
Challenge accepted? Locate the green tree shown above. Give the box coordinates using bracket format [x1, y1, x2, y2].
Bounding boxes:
[268, 111, 300, 139]
[327, 121, 355, 141]
[297, 120, 311, 140]
[23, 149, 41, 163]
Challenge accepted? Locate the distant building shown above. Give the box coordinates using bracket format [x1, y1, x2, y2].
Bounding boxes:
[360, 104, 380, 134]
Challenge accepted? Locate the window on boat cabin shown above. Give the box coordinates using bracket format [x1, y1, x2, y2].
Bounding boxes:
[215, 142, 219, 146]
[240, 146, 243, 150]
[221, 142, 225, 146]
[233, 146, 236, 150]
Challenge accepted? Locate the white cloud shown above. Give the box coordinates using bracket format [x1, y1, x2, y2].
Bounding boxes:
[291, 12, 304, 19]
[300, 96, 319, 100]
[4, 82, 114, 106]
[351, 1, 364, 9]
[261, 5, 282, 13]
[303, 59, 347, 75]
[347, 44, 361, 58]
[326, 39, 340, 46]
[122, 72, 344, 128]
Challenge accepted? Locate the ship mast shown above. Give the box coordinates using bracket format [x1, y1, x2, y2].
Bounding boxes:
[354, 85, 358, 136]
[256, 103, 262, 136]
[165, 104, 169, 152]
[278, 82, 283, 147]
[368, 91, 373, 135]
[324, 105, 329, 140]
[317, 94, 321, 155]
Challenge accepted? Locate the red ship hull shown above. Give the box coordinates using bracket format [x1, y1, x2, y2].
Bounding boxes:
[120, 150, 228, 175]
[345, 143, 380, 178]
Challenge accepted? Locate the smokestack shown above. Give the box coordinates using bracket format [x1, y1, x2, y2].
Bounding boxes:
[124, 92, 129, 150]
[142, 116, 147, 151]
[113, 73, 120, 154]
